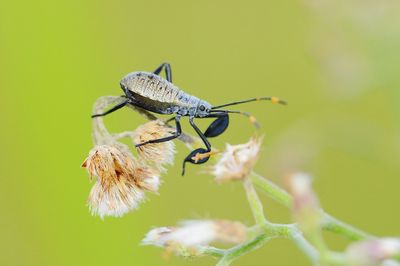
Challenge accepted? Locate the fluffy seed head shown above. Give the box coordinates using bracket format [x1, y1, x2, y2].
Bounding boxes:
[82, 143, 160, 218]
[212, 219, 248, 244]
[133, 120, 176, 171]
[142, 219, 247, 255]
[212, 137, 262, 183]
[134, 165, 161, 193]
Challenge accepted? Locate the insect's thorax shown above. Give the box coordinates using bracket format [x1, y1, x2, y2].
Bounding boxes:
[120, 71, 211, 116]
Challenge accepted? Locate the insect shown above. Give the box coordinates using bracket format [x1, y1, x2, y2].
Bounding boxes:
[92, 62, 286, 175]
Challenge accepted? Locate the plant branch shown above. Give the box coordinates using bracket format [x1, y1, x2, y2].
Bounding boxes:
[216, 235, 271, 266]
[322, 214, 374, 241]
[249, 172, 373, 241]
[289, 229, 320, 265]
[201, 246, 226, 258]
[243, 177, 268, 225]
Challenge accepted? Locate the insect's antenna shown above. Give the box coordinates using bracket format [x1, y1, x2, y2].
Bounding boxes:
[210, 110, 260, 128]
[211, 96, 287, 109]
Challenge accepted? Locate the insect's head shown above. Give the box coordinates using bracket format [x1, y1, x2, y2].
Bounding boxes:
[196, 100, 212, 117]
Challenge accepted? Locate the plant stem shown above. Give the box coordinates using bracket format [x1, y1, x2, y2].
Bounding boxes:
[249, 172, 373, 241]
[243, 177, 267, 225]
[216, 235, 271, 266]
[322, 214, 374, 241]
[92, 96, 126, 145]
[250, 171, 292, 207]
[244, 177, 293, 237]
[289, 229, 320, 265]
[201, 246, 226, 258]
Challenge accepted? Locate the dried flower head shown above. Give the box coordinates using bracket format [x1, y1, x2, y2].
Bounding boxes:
[134, 164, 161, 193]
[286, 172, 322, 235]
[132, 119, 176, 171]
[142, 220, 247, 256]
[212, 137, 262, 183]
[346, 238, 400, 266]
[82, 143, 160, 218]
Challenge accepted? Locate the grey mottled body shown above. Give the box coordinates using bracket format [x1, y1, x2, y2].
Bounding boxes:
[120, 71, 212, 117]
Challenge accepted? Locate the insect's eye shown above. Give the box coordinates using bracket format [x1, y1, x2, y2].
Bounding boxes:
[199, 105, 206, 111]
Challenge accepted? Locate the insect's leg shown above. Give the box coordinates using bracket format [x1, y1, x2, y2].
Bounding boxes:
[165, 116, 175, 124]
[188, 116, 211, 151]
[135, 115, 182, 147]
[203, 113, 229, 138]
[153, 62, 172, 82]
[182, 148, 209, 176]
[91, 99, 129, 118]
[181, 117, 215, 175]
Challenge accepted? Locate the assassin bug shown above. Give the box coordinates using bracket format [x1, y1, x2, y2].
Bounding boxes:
[92, 62, 286, 175]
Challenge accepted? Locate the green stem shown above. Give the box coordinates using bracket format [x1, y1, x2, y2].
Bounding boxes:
[289, 229, 319, 265]
[322, 214, 374, 241]
[243, 177, 267, 225]
[201, 246, 226, 258]
[250, 171, 292, 207]
[250, 172, 373, 241]
[243, 177, 293, 237]
[216, 235, 271, 266]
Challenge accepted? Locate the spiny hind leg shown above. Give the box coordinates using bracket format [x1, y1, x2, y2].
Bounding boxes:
[181, 117, 215, 175]
[153, 62, 172, 82]
[203, 113, 230, 138]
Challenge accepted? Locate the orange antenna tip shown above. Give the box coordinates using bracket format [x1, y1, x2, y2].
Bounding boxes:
[271, 96, 287, 105]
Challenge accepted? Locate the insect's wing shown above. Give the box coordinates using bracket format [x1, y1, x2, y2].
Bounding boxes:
[204, 115, 229, 138]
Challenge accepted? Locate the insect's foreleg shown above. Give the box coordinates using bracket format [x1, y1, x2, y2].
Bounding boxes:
[153, 62, 172, 82]
[91, 99, 129, 118]
[135, 115, 182, 147]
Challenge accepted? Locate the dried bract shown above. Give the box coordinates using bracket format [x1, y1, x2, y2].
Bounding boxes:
[212, 137, 262, 183]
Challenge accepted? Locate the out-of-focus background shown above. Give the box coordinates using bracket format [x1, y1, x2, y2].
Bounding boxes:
[1, 0, 399, 265]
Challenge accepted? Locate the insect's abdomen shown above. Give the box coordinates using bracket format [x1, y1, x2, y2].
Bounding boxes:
[125, 72, 183, 103]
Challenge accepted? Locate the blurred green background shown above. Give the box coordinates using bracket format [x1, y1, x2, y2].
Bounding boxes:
[1, 0, 399, 265]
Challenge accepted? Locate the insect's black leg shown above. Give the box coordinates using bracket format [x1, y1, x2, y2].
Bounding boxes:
[153, 62, 172, 82]
[135, 115, 182, 147]
[181, 117, 213, 176]
[91, 99, 129, 118]
[165, 116, 175, 124]
[189, 116, 211, 151]
[181, 148, 209, 176]
[203, 113, 229, 138]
